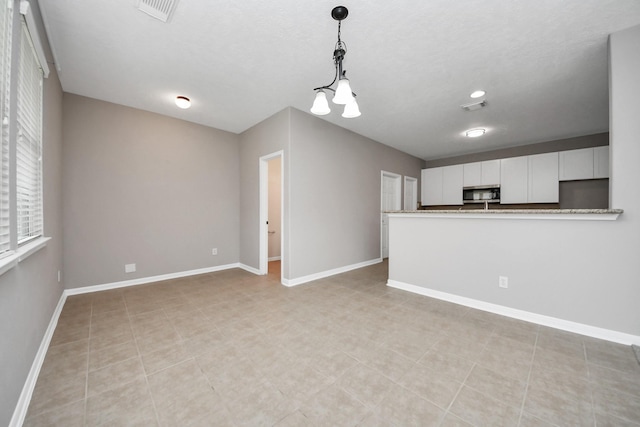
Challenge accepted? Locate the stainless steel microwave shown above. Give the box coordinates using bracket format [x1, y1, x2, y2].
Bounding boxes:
[462, 185, 500, 203]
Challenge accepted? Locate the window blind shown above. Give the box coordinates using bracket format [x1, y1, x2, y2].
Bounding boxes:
[15, 18, 42, 244]
[0, 1, 11, 255]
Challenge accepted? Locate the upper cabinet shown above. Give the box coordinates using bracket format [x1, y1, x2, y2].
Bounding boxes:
[559, 148, 594, 181]
[528, 152, 559, 203]
[421, 165, 463, 206]
[423, 147, 606, 207]
[559, 146, 609, 181]
[442, 165, 463, 205]
[421, 168, 443, 206]
[500, 153, 559, 204]
[593, 146, 609, 179]
[500, 156, 529, 204]
[463, 160, 500, 187]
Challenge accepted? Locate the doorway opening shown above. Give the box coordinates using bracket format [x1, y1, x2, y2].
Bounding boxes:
[381, 171, 402, 259]
[259, 151, 284, 281]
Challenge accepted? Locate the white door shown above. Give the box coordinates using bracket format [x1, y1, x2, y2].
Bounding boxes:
[404, 176, 417, 210]
[381, 171, 401, 259]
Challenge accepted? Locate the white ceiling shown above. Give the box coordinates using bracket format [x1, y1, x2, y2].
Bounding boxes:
[39, 0, 640, 160]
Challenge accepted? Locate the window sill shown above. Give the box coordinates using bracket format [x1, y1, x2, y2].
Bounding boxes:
[0, 237, 51, 277]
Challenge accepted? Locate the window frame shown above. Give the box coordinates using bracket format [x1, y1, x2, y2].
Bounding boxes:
[0, 0, 50, 274]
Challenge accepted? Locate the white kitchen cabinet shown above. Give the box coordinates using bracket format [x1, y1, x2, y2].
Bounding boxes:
[463, 160, 500, 187]
[463, 162, 482, 187]
[421, 165, 463, 206]
[442, 164, 463, 205]
[528, 152, 559, 203]
[500, 153, 558, 204]
[500, 156, 529, 203]
[559, 148, 594, 181]
[481, 160, 501, 186]
[594, 146, 609, 178]
[559, 146, 609, 181]
[421, 168, 443, 206]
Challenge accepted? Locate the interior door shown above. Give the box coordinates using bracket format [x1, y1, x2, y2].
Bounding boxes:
[404, 176, 417, 210]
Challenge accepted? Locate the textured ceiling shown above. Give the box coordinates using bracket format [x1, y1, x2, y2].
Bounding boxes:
[39, 0, 640, 160]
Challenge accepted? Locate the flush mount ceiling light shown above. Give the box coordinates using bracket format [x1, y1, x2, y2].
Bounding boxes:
[175, 96, 191, 109]
[465, 128, 486, 138]
[470, 90, 486, 99]
[310, 6, 360, 118]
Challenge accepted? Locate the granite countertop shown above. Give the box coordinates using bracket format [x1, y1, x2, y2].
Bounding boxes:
[387, 209, 623, 215]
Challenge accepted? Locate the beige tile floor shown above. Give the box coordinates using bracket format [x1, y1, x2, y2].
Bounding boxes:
[24, 261, 640, 426]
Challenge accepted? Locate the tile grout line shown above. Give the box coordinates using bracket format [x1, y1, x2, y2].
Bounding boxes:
[438, 326, 497, 425]
[82, 298, 93, 426]
[124, 294, 163, 427]
[516, 329, 540, 426]
[441, 360, 476, 425]
[584, 341, 599, 427]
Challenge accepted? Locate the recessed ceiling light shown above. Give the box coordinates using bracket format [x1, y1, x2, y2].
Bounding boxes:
[470, 90, 486, 99]
[175, 96, 191, 109]
[465, 128, 486, 138]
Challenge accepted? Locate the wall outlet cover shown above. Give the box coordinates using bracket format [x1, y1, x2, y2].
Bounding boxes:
[125, 263, 136, 273]
[212, 248, 218, 255]
[499, 276, 509, 288]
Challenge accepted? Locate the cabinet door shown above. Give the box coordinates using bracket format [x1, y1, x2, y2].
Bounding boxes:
[594, 146, 609, 178]
[528, 152, 559, 203]
[421, 168, 443, 206]
[481, 160, 501, 186]
[442, 164, 463, 205]
[500, 156, 528, 204]
[559, 148, 594, 181]
[463, 162, 482, 187]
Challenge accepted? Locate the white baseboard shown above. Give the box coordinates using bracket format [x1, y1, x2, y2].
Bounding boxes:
[239, 263, 261, 275]
[65, 263, 241, 295]
[387, 279, 640, 346]
[9, 292, 67, 427]
[283, 258, 382, 287]
[268, 256, 281, 262]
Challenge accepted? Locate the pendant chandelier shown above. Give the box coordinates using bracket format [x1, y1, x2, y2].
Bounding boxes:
[310, 6, 361, 118]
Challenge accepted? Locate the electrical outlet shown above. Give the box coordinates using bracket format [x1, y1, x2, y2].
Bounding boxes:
[125, 263, 136, 273]
[212, 248, 218, 255]
[499, 276, 509, 288]
[57, 270, 61, 283]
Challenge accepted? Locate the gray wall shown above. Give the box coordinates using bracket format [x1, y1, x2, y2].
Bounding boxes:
[0, 1, 64, 424]
[559, 179, 609, 209]
[239, 108, 290, 277]
[62, 94, 240, 289]
[289, 108, 423, 279]
[238, 107, 423, 282]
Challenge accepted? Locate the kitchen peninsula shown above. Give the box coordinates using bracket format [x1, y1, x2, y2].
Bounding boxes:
[384, 207, 637, 345]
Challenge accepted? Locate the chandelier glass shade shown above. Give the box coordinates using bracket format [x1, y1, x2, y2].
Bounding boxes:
[310, 6, 360, 118]
[310, 90, 331, 115]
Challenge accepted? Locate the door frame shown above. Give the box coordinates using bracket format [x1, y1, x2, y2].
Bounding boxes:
[259, 150, 284, 277]
[404, 176, 418, 210]
[380, 171, 402, 259]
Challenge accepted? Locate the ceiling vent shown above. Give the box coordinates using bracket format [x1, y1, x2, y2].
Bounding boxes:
[461, 100, 488, 112]
[137, 0, 178, 23]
